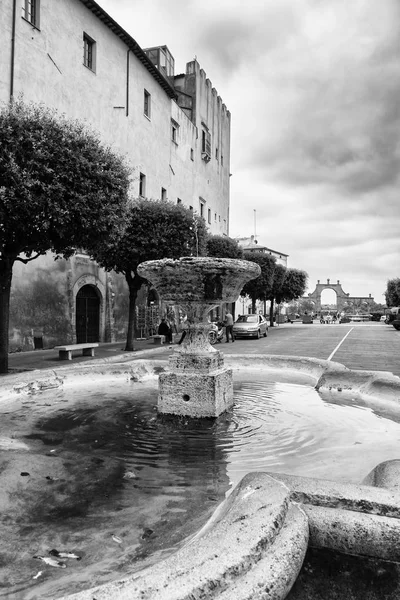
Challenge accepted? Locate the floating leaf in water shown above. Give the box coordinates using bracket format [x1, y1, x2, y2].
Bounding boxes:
[32, 570, 43, 579]
[34, 555, 66, 568]
[112, 535, 123, 544]
[49, 549, 81, 561]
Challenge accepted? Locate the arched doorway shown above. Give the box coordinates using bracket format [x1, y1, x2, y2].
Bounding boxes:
[76, 285, 100, 343]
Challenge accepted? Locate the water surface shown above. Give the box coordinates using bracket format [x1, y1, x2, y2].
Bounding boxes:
[1, 372, 400, 599]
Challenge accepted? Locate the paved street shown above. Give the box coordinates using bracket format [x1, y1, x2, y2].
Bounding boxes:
[5, 321, 400, 378]
[206, 321, 400, 377]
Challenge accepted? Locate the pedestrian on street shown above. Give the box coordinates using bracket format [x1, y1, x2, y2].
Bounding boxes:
[225, 310, 235, 343]
[178, 316, 188, 345]
[158, 318, 172, 344]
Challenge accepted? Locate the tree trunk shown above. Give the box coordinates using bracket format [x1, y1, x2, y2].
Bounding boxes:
[124, 272, 142, 352]
[251, 295, 256, 313]
[269, 298, 275, 327]
[0, 257, 14, 374]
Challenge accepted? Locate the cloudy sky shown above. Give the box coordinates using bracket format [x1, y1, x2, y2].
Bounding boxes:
[100, 0, 400, 304]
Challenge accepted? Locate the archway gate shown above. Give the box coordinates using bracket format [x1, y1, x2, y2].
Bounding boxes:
[307, 279, 374, 313]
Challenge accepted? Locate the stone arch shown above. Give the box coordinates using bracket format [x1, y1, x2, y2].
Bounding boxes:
[308, 280, 349, 313]
[308, 279, 374, 313]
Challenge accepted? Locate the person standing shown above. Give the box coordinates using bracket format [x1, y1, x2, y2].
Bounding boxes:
[225, 310, 235, 343]
[158, 318, 172, 344]
[178, 317, 188, 345]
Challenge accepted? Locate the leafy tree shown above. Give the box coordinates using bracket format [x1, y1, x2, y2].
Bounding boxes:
[342, 299, 370, 315]
[267, 263, 286, 327]
[0, 99, 130, 373]
[385, 278, 400, 307]
[277, 269, 308, 305]
[206, 235, 243, 259]
[90, 199, 207, 351]
[240, 254, 276, 313]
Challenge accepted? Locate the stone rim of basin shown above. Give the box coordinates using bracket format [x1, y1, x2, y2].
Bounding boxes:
[3, 355, 400, 599]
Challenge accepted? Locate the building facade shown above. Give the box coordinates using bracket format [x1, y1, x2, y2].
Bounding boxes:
[236, 236, 288, 267]
[2, 0, 231, 349]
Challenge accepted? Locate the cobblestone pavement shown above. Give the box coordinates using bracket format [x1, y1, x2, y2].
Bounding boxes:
[6, 321, 400, 378]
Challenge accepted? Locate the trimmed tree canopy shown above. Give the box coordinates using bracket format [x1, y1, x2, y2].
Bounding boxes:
[0, 99, 130, 261]
[0, 99, 130, 372]
[240, 254, 276, 312]
[276, 268, 308, 303]
[91, 198, 207, 274]
[90, 198, 208, 351]
[207, 235, 243, 259]
[385, 278, 400, 307]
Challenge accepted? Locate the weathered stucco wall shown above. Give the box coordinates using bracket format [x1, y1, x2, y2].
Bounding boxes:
[1, 0, 231, 348]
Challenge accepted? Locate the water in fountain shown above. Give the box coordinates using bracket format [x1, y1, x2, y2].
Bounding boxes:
[2, 371, 400, 599]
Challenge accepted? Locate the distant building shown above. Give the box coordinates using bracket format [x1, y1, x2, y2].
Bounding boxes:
[2, 0, 231, 349]
[236, 236, 288, 267]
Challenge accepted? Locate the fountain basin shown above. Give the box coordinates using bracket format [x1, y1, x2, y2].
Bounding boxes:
[2, 355, 400, 599]
[136, 257, 261, 308]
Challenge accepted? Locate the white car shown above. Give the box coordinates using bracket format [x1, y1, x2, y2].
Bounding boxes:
[233, 314, 268, 339]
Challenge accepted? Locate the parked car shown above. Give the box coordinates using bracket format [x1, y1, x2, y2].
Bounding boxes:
[233, 314, 268, 339]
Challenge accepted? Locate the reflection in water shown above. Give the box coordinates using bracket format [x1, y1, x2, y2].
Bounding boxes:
[1, 374, 400, 599]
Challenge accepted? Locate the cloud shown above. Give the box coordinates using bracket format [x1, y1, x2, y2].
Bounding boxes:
[226, 0, 400, 196]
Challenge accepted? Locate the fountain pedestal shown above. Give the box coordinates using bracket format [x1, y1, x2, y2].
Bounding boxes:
[137, 257, 260, 418]
[159, 350, 233, 418]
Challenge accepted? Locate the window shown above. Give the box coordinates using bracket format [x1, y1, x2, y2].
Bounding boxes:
[83, 33, 96, 71]
[161, 187, 167, 201]
[171, 119, 179, 144]
[177, 198, 182, 204]
[215, 147, 219, 161]
[199, 199, 205, 218]
[214, 212, 217, 222]
[208, 209, 211, 224]
[201, 129, 211, 161]
[143, 90, 151, 118]
[189, 205, 193, 211]
[221, 155, 224, 166]
[23, 0, 40, 28]
[190, 148, 194, 161]
[139, 173, 146, 197]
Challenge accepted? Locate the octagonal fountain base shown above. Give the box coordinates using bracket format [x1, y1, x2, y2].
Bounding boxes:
[159, 350, 233, 417]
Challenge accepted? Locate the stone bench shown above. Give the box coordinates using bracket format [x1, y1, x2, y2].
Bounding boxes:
[54, 343, 99, 360]
[152, 335, 166, 345]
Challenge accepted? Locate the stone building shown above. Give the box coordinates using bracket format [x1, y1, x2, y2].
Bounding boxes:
[1, 0, 231, 349]
[236, 236, 288, 267]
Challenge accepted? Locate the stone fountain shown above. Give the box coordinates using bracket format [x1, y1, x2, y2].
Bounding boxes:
[137, 256, 261, 418]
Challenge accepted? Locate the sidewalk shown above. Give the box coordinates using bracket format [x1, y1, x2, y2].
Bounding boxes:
[6, 338, 166, 373]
